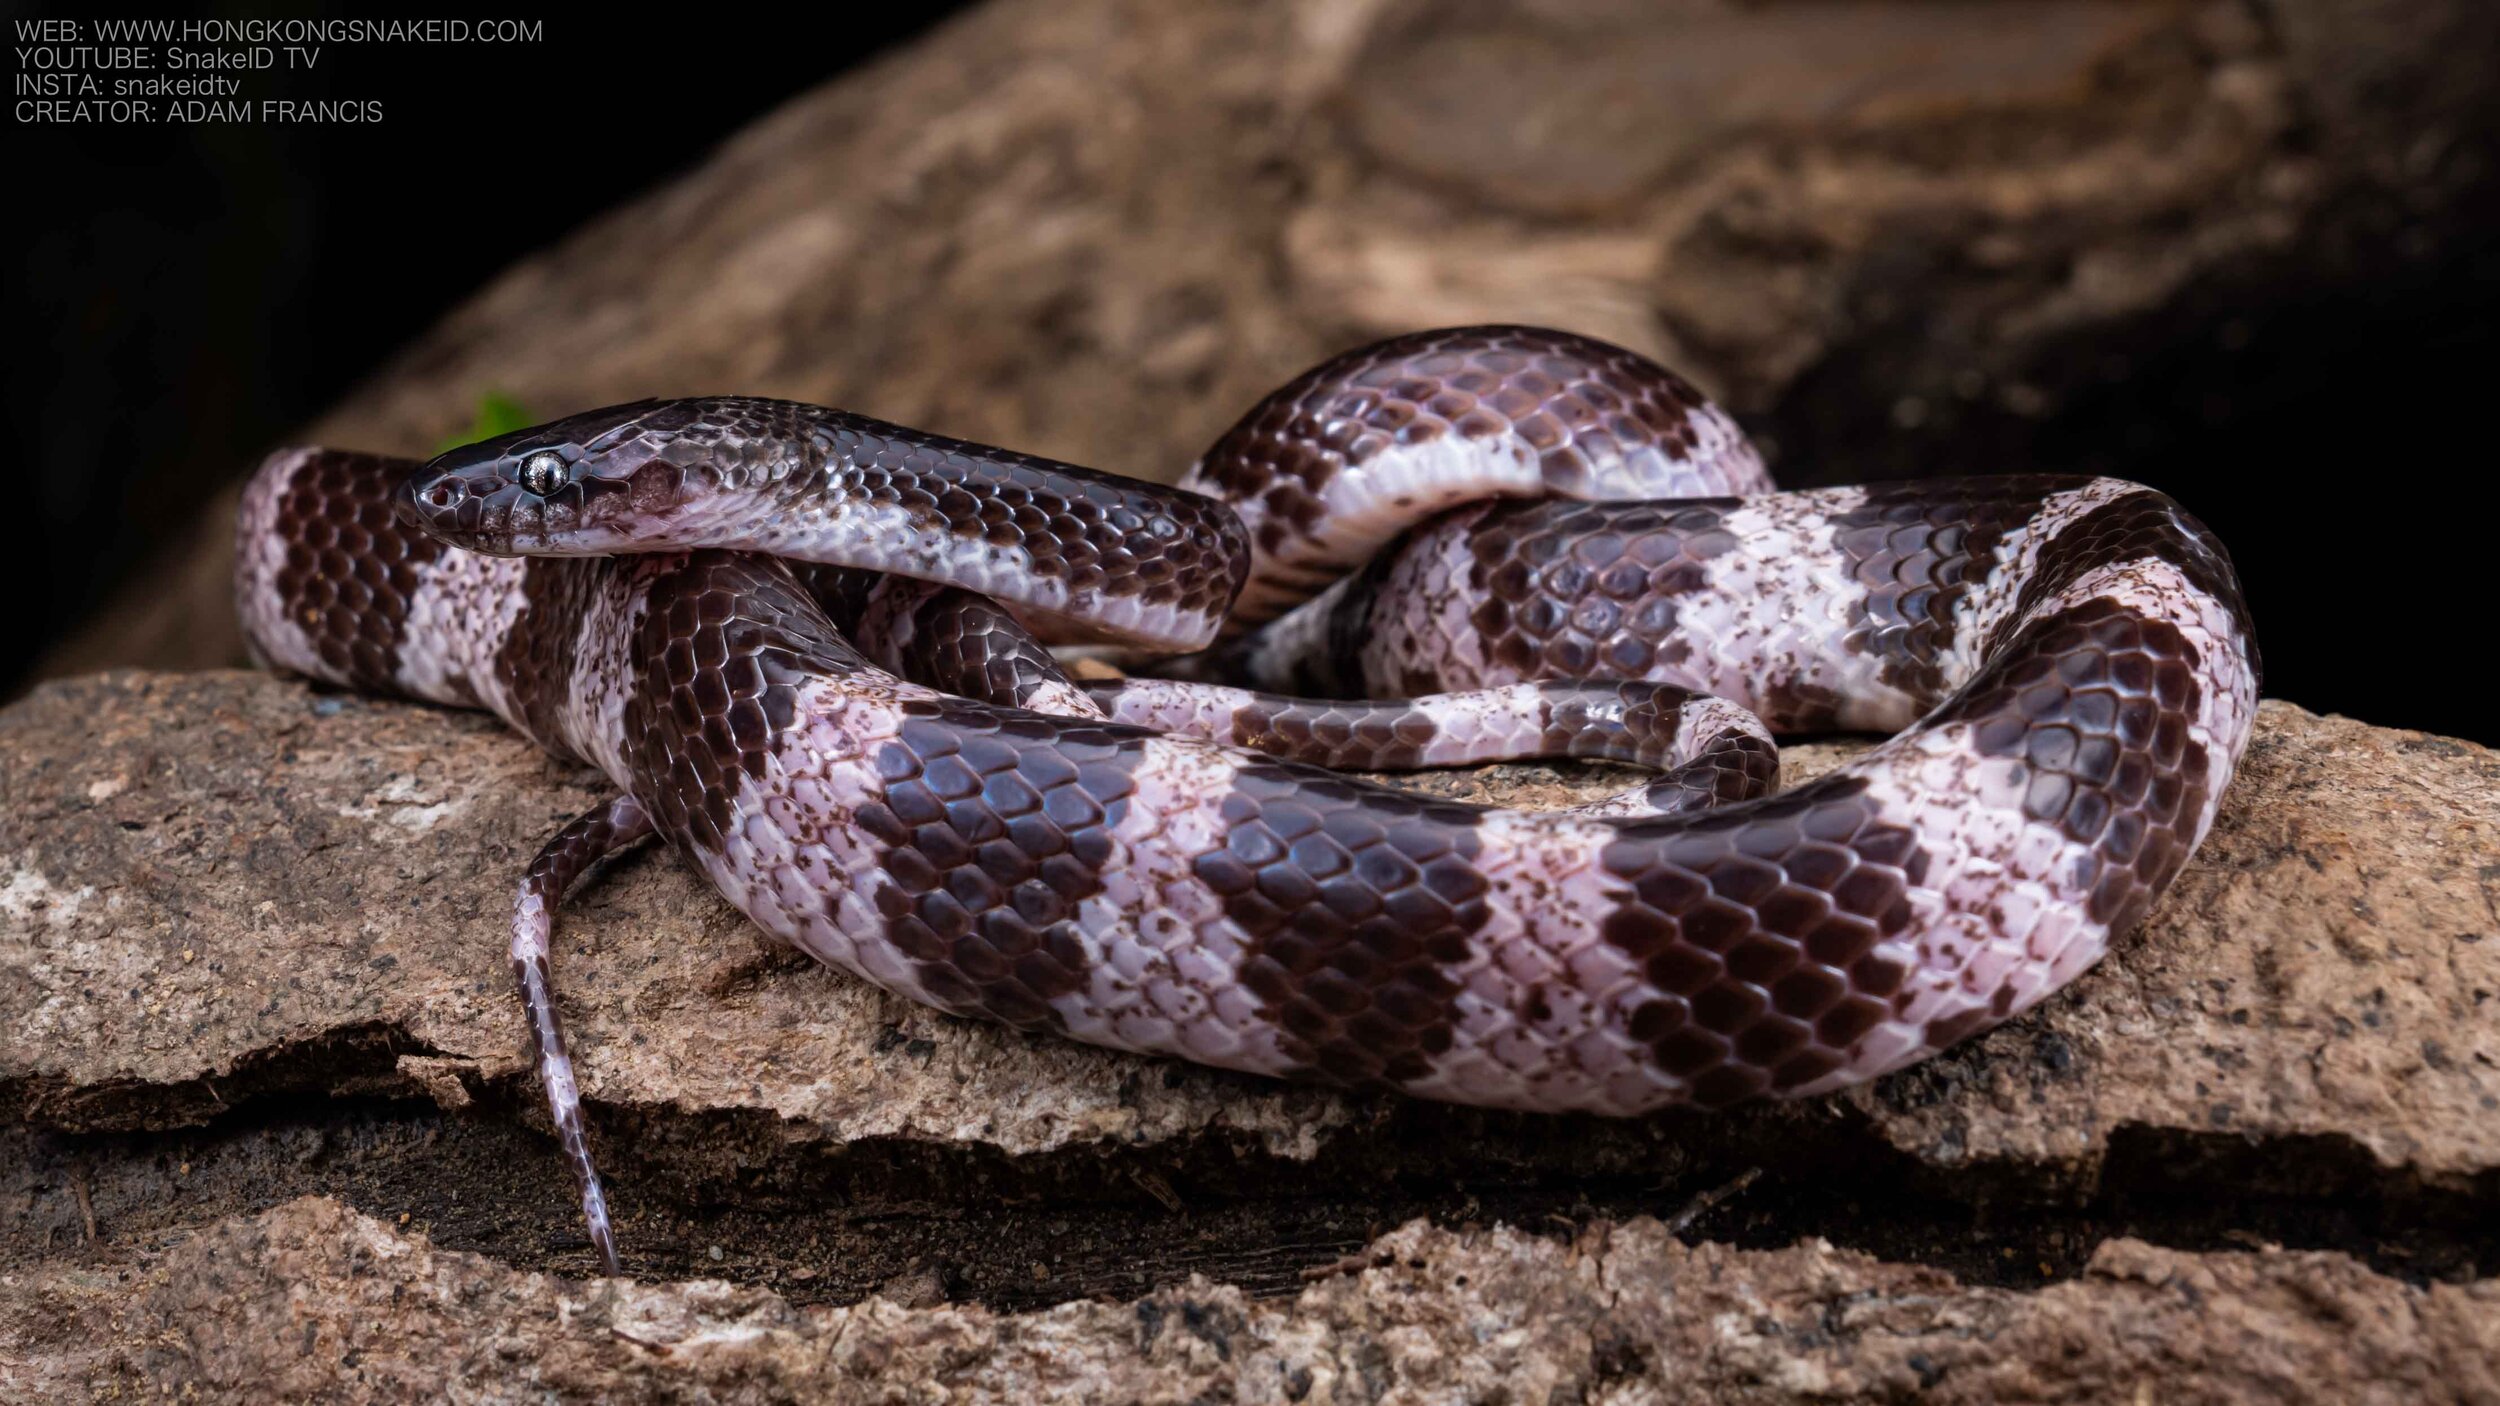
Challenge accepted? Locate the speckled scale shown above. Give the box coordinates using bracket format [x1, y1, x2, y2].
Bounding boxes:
[1460, 497, 1743, 690]
[234, 327, 2262, 1273]
[2009, 488, 2255, 681]
[1240, 478, 2154, 738]
[1183, 326, 1769, 632]
[803, 413, 1248, 626]
[1207, 764, 1491, 1087]
[1598, 777, 1924, 1104]
[1085, 675, 1779, 820]
[1201, 329, 1707, 529]
[1938, 597, 2212, 932]
[261, 450, 455, 693]
[886, 588, 1085, 713]
[1823, 477, 2081, 702]
[860, 700, 1142, 1030]
[401, 396, 1255, 653]
[624, 553, 873, 856]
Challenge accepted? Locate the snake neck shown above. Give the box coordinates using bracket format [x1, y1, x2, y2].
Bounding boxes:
[236, 446, 661, 777]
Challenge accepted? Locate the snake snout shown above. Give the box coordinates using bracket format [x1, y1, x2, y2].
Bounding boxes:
[391, 470, 467, 526]
[392, 467, 518, 547]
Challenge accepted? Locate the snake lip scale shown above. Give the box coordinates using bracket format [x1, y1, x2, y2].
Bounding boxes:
[236, 325, 2258, 1273]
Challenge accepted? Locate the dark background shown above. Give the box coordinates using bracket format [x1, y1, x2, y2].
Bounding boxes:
[3, 4, 970, 686]
[6, 4, 2494, 743]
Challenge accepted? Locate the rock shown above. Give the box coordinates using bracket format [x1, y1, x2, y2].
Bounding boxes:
[6, 673, 2491, 1180]
[4, 671, 2493, 1391]
[42, 0, 2499, 678]
[1847, 705, 2500, 1181]
[2, 1196, 2492, 1403]
[14, 0, 2494, 1388]
[0, 669, 1348, 1160]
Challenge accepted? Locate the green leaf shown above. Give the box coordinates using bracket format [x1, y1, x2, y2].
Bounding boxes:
[436, 392, 536, 453]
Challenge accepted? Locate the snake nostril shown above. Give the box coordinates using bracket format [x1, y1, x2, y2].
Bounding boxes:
[420, 482, 461, 510]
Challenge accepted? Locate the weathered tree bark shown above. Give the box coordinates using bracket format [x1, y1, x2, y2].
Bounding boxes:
[41, 0, 2497, 679]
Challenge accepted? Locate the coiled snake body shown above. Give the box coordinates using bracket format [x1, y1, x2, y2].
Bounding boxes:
[235, 328, 2257, 1270]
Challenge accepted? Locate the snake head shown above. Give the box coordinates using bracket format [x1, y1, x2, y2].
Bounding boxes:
[393, 397, 800, 555]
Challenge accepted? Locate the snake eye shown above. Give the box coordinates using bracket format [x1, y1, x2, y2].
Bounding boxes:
[518, 451, 567, 497]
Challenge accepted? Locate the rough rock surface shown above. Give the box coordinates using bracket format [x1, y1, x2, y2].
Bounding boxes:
[44, 0, 2499, 678]
[12, 1, 2495, 1393]
[6, 674, 2490, 1179]
[3, 670, 2494, 1397]
[3, 1197, 2492, 1403]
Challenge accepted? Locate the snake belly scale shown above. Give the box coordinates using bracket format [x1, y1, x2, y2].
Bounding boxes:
[235, 327, 2258, 1271]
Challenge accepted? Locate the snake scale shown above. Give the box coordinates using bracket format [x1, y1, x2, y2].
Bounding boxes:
[234, 327, 2258, 1271]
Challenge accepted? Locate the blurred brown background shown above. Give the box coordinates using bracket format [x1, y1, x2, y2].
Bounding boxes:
[11, 0, 2496, 740]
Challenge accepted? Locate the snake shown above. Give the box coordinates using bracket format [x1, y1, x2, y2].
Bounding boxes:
[233, 327, 2258, 1273]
